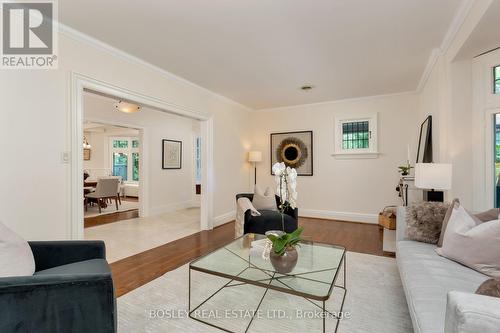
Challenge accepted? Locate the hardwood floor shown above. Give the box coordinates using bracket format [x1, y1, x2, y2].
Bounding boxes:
[84, 198, 139, 228]
[84, 209, 139, 228]
[111, 217, 385, 297]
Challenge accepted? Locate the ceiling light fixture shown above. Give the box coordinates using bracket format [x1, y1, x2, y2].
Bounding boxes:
[300, 85, 314, 91]
[114, 100, 141, 114]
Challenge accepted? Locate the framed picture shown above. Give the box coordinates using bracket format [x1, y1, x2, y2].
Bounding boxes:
[83, 148, 91, 161]
[270, 131, 313, 176]
[162, 139, 182, 169]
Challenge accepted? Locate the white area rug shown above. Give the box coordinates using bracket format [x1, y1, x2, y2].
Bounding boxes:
[86, 207, 200, 262]
[118, 251, 412, 332]
[84, 200, 139, 218]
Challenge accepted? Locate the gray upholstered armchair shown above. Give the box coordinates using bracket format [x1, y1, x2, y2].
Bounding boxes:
[236, 193, 298, 235]
[0, 241, 116, 333]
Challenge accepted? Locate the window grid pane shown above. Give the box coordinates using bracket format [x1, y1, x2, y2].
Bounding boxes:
[132, 153, 139, 181]
[342, 121, 369, 150]
[132, 140, 139, 148]
[495, 66, 500, 94]
[113, 140, 128, 148]
[113, 153, 128, 181]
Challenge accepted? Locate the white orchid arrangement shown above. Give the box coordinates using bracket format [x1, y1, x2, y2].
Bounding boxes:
[272, 162, 298, 213]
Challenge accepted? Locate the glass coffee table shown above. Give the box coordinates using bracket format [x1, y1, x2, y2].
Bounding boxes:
[189, 234, 346, 333]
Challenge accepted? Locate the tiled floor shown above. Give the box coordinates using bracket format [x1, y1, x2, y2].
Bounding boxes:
[84, 207, 201, 263]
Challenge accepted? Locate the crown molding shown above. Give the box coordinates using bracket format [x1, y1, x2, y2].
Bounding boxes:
[416, 48, 442, 92]
[416, 0, 475, 92]
[439, 0, 475, 55]
[58, 23, 254, 113]
[255, 91, 417, 112]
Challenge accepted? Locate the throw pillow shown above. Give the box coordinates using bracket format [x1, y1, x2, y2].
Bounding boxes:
[0, 221, 35, 277]
[406, 201, 448, 244]
[475, 208, 500, 222]
[437, 198, 460, 247]
[438, 201, 500, 247]
[252, 186, 277, 211]
[436, 204, 500, 278]
[476, 279, 500, 298]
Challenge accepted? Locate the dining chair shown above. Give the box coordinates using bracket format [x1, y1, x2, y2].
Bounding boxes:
[85, 178, 121, 213]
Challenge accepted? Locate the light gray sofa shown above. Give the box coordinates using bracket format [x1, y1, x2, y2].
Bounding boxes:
[396, 206, 500, 333]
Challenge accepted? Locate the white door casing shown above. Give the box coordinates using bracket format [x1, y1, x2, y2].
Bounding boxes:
[70, 72, 214, 239]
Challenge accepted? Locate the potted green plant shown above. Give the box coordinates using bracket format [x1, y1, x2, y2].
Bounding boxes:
[398, 161, 413, 176]
[266, 227, 303, 273]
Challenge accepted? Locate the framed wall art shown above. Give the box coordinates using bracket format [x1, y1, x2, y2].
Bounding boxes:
[83, 148, 91, 161]
[270, 130, 313, 176]
[162, 139, 182, 169]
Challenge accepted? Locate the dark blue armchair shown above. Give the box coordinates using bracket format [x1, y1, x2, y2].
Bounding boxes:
[0, 241, 116, 333]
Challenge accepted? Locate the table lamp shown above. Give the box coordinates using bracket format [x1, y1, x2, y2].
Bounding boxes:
[415, 163, 452, 202]
[248, 151, 262, 185]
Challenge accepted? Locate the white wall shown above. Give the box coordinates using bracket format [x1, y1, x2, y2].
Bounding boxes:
[0, 32, 252, 240]
[84, 93, 199, 214]
[249, 93, 419, 222]
[84, 131, 110, 173]
[416, 0, 493, 210]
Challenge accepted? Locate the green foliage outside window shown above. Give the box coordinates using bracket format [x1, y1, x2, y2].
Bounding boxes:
[113, 153, 128, 181]
[342, 121, 369, 149]
[133, 153, 139, 181]
[495, 66, 500, 94]
[113, 140, 128, 148]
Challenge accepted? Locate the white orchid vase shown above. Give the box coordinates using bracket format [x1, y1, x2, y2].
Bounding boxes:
[272, 162, 298, 231]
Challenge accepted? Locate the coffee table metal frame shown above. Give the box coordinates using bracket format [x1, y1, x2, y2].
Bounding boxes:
[188, 236, 347, 333]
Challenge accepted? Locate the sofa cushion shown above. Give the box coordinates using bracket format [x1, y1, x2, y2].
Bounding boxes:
[0, 221, 35, 278]
[397, 240, 488, 333]
[35, 258, 110, 276]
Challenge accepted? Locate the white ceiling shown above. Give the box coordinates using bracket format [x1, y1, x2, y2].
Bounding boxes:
[60, 0, 462, 109]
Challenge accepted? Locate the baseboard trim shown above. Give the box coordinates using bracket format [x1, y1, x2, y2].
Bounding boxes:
[150, 200, 197, 216]
[214, 210, 236, 227]
[300, 209, 378, 224]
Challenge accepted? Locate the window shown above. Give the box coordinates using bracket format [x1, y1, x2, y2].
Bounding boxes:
[110, 137, 139, 182]
[113, 153, 128, 181]
[495, 66, 500, 94]
[195, 137, 201, 184]
[113, 140, 128, 148]
[342, 121, 369, 149]
[334, 113, 378, 157]
[132, 152, 139, 181]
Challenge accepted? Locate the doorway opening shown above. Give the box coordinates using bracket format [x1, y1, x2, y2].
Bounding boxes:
[83, 121, 142, 227]
[71, 74, 214, 263]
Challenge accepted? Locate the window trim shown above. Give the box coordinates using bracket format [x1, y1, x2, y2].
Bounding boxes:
[333, 113, 379, 158]
[109, 136, 140, 184]
[494, 65, 500, 95]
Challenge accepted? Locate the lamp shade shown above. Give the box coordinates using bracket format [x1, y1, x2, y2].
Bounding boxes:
[415, 163, 452, 190]
[248, 151, 262, 162]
